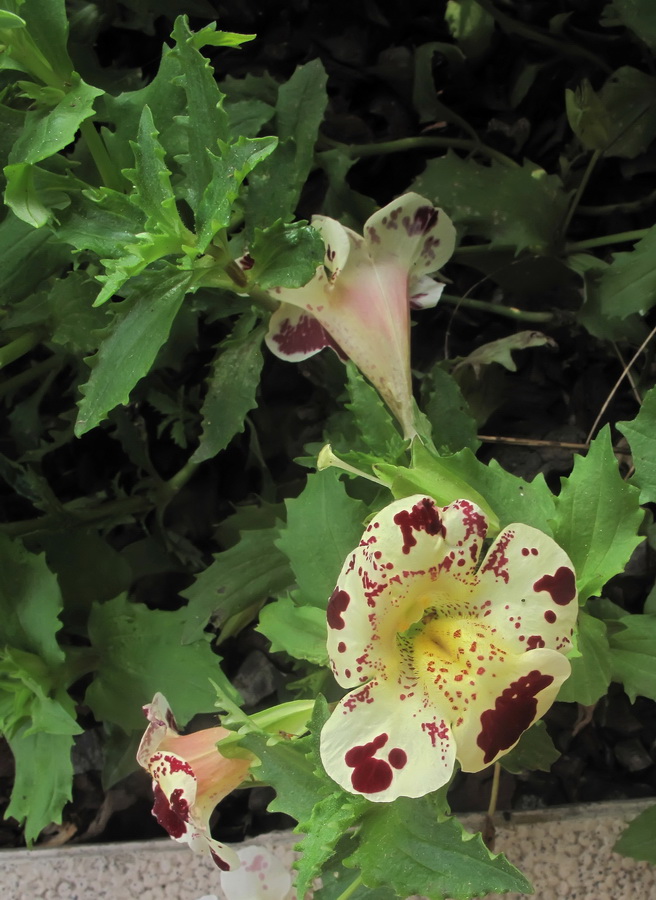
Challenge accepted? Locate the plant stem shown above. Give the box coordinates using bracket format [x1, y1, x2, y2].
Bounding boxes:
[79, 120, 125, 192]
[441, 293, 554, 323]
[561, 149, 602, 238]
[565, 228, 651, 253]
[0, 495, 151, 538]
[0, 356, 60, 399]
[325, 135, 518, 169]
[335, 874, 363, 900]
[0, 332, 41, 369]
[577, 187, 656, 216]
[161, 458, 201, 498]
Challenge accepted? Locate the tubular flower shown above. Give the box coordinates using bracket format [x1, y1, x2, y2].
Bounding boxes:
[137, 693, 252, 870]
[319, 495, 578, 802]
[263, 192, 456, 439]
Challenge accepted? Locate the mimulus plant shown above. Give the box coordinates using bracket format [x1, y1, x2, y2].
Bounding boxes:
[137, 693, 253, 870]
[263, 192, 456, 438]
[320, 494, 578, 801]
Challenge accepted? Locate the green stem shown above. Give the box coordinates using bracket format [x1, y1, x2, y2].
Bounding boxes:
[0, 356, 60, 399]
[79, 120, 125, 192]
[565, 228, 651, 253]
[578, 188, 656, 216]
[335, 874, 363, 900]
[442, 293, 554, 323]
[161, 458, 201, 498]
[561, 149, 602, 238]
[325, 135, 518, 169]
[0, 332, 41, 369]
[0, 495, 151, 538]
[474, 0, 611, 71]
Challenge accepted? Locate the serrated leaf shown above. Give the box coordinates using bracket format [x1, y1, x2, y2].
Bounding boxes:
[608, 614, 656, 702]
[275, 470, 367, 608]
[195, 135, 277, 252]
[246, 219, 324, 289]
[557, 610, 611, 705]
[423, 366, 480, 454]
[582, 225, 656, 323]
[57, 187, 145, 258]
[345, 797, 532, 900]
[500, 720, 560, 773]
[344, 364, 407, 459]
[75, 268, 192, 435]
[617, 385, 656, 503]
[180, 528, 293, 644]
[85, 594, 238, 733]
[412, 152, 569, 254]
[551, 426, 644, 602]
[191, 320, 265, 463]
[614, 804, 656, 863]
[94, 232, 183, 305]
[453, 331, 555, 375]
[7, 74, 103, 166]
[257, 596, 328, 665]
[4, 727, 74, 844]
[276, 58, 328, 173]
[0, 647, 80, 738]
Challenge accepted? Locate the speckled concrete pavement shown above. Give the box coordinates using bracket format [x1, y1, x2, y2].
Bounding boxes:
[1, 800, 654, 900]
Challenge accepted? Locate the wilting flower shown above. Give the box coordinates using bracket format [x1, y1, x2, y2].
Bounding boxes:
[320, 495, 578, 802]
[264, 192, 456, 439]
[220, 845, 295, 900]
[137, 693, 252, 870]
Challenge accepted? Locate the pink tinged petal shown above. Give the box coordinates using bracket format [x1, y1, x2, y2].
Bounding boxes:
[472, 524, 578, 655]
[320, 678, 455, 802]
[265, 302, 345, 362]
[221, 845, 293, 900]
[453, 649, 571, 771]
[326, 496, 488, 688]
[409, 274, 446, 310]
[363, 192, 456, 278]
[137, 692, 178, 766]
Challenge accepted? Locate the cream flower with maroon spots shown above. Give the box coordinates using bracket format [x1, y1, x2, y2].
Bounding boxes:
[320, 495, 578, 802]
[263, 193, 455, 439]
[137, 693, 253, 870]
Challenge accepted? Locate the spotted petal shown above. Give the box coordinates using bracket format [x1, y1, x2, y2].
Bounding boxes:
[327, 495, 488, 688]
[452, 648, 571, 771]
[363, 192, 456, 277]
[320, 677, 455, 802]
[473, 524, 578, 655]
[265, 299, 344, 362]
[220, 845, 293, 900]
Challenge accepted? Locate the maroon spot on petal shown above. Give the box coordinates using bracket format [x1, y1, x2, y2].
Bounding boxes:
[480, 531, 512, 584]
[272, 315, 346, 360]
[403, 206, 438, 236]
[152, 784, 189, 839]
[521, 548, 530, 557]
[526, 635, 546, 649]
[210, 848, 231, 871]
[327, 588, 350, 629]
[477, 670, 554, 764]
[533, 567, 576, 606]
[345, 733, 392, 793]
[367, 225, 381, 244]
[388, 748, 407, 769]
[393, 498, 446, 555]
[337, 641, 347, 653]
[544, 610, 557, 624]
[164, 754, 194, 776]
[239, 252, 254, 270]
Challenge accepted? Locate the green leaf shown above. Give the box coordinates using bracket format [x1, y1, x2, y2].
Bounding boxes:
[180, 528, 293, 643]
[422, 366, 480, 454]
[557, 611, 611, 705]
[0, 534, 64, 666]
[191, 320, 265, 463]
[582, 225, 656, 323]
[275, 470, 367, 608]
[412, 152, 569, 254]
[606, 0, 656, 53]
[57, 187, 145, 258]
[500, 720, 560, 773]
[445, 0, 494, 59]
[246, 219, 324, 290]
[75, 268, 192, 435]
[0, 647, 80, 738]
[3, 162, 74, 227]
[453, 331, 555, 375]
[551, 426, 644, 603]
[614, 804, 656, 864]
[257, 596, 328, 665]
[566, 67, 656, 158]
[4, 727, 74, 844]
[171, 15, 230, 206]
[344, 364, 407, 459]
[345, 797, 532, 900]
[7, 74, 103, 166]
[617, 385, 656, 504]
[85, 594, 238, 733]
[195, 135, 278, 252]
[125, 105, 186, 238]
[0, 211, 68, 304]
[608, 614, 656, 702]
[13, 0, 73, 79]
[94, 232, 183, 306]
